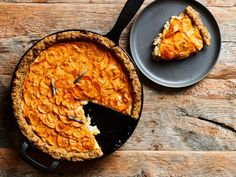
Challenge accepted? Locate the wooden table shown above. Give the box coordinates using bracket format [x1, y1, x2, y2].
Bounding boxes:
[0, 0, 236, 176]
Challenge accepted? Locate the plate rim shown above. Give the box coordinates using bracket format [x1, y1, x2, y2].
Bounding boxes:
[130, 0, 221, 88]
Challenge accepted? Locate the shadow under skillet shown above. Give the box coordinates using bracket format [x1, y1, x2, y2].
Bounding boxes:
[1, 84, 22, 149]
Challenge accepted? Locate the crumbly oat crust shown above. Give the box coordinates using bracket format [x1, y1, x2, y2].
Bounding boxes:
[11, 30, 142, 161]
[185, 6, 211, 46]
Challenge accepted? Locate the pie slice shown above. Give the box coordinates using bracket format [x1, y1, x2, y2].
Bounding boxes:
[152, 6, 211, 60]
[11, 31, 142, 161]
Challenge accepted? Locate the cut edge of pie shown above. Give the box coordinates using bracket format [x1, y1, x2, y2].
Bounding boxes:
[11, 31, 142, 161]
[152, 6, 211, 60]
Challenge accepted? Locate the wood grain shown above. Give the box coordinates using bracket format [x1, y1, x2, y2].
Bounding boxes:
[2, 75, 236, 150]
[122, 92, 236, 151]
[0, 148, 236, 177]
[0, 0, 235, 151]
[0, 3, 235, 76]
[0, 0, 236, 175]
[0, 0, 235, 7]
[0, 4, 235, 40]
[0, 40, 234, 76]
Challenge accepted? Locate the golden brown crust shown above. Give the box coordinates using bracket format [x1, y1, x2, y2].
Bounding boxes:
[111, 47, 142, 119]
[185, 6, 211, 46]
[11, 31, 142, 161]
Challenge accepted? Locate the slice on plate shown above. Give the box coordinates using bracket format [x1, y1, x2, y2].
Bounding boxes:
[152, 6, 211, 60]
[11, 31, 142, 161]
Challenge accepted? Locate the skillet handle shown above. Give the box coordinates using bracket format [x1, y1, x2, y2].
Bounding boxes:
[20, 141, 60, 172]
[105, 0, 144, 44]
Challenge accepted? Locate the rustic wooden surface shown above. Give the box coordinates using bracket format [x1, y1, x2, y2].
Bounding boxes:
[0, 0, 236, 176]
[1, 149, 236, 177]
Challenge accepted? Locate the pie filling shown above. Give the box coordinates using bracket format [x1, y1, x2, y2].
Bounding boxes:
[22, 41, 133, 154]
[153, 6, 211, 60]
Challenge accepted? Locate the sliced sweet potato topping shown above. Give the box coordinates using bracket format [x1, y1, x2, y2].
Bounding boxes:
[59, 115, 73, 125]
[47, 131, 58, 146]
[55, 121, 70, 133]
[57, 134, 69, 148]
[35, 124, 48, 138]
[22, 41, 133, 153]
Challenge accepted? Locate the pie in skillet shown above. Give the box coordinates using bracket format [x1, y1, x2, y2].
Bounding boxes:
[11, 31, 142, 161]
[152, 6, 211, 60]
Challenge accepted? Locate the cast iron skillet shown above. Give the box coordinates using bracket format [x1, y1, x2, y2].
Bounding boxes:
[130, 0, 221, 88]
[11, 0, 144, 172]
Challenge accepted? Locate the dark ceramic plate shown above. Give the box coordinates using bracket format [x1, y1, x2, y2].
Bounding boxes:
[130, 0, 221, 88]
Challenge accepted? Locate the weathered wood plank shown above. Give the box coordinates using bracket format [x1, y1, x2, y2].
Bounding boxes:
[1, 0, 236, 150]
[0, 149, 236, 177]
[208, 64, 236, 79]
[0, 4, 235, 76]
[0, 0, 235, 7]
[0, 38, 235, 76]
[0, 3, 234, 76]
[122, 93, 236, 151]
[0, 0, 235, 176]
[0, 0, 236, 152]
[183, 79, 236, 98]
[0, 3, 235, 41]
[208, 7, 236, 42]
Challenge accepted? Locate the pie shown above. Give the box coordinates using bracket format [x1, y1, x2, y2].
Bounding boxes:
[152, 6, 211, 60]
[11, 31, 142, 161]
